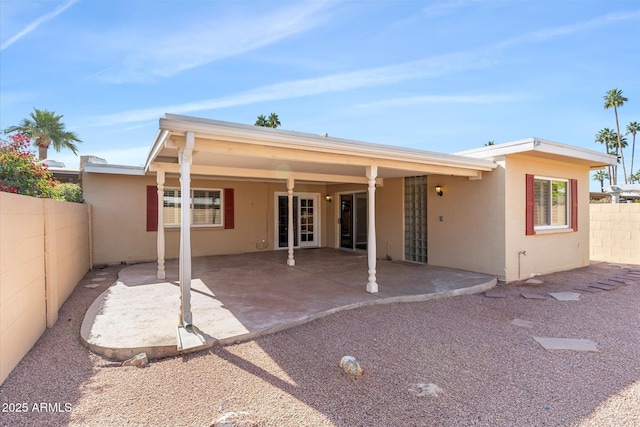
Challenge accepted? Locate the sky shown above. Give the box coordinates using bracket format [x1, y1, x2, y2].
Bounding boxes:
[1, 0, 639, 191]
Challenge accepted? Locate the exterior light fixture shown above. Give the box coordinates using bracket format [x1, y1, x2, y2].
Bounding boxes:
[435, 184, 443, 197]
[325, 195, 332, 202]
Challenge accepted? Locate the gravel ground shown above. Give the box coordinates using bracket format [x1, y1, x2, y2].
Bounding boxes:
[1, 262, 639, 427]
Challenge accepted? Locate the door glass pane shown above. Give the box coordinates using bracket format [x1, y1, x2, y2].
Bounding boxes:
[340, 195, 353, 249]
[278, 196, 298, 247]
[355, 193, 367, 250]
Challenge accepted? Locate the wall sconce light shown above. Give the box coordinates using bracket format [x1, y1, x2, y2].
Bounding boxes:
[325, 195, 332, 202]
[435, 184, 443, 197]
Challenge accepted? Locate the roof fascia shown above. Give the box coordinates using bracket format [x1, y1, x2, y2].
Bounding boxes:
[159, 115, 497, 172]
[84, 164, 146, 176]
[457, 137, 617, 168]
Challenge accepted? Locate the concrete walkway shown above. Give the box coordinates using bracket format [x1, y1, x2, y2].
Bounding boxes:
[81, 249, 496, 360]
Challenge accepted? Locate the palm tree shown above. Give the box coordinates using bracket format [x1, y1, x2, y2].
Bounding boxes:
[267, 113, 281, 129]
[603, 88, 628, 184]
[627, 121, 639, 178]
[595, 128, 617, 185]
[255, 113, 281, 129]
[592, 170, 609, 192]
[4, 108, 81, 160]
[484, 141, 495, 146]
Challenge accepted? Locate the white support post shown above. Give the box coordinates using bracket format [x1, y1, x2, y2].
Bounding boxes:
[366, 165, 378, 293]
[156, 170, 166, 280]
[287, 178, 295, 266]
[179, 132, 195, 327]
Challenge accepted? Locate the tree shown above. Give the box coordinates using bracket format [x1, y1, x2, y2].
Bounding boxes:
[0, 133, 56, 197]
[603, 88, 628, 184]
[595, 128, 617, 185]
[4, 108, 81, 160]
[629, 170, 640, 184]
[484, 141, 495, 146]
[627, 121, 639, 179]
[255, 113, 281, 128]
[592, 170, 609, 192]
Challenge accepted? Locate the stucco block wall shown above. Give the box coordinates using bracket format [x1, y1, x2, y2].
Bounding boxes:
[83, 172, 329, 265]
[0, 193, 90, 385]
[427, 167, 506, 277]
[590, 204, 640, 265]
[504, 155, 590, 282]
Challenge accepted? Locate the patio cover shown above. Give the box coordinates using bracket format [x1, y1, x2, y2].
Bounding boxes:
[143, 114, 497, 329]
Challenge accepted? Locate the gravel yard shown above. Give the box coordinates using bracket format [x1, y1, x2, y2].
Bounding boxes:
[1, 262, 639, 426]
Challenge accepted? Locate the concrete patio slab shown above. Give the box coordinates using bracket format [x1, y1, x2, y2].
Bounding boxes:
[511, 318, 535, 328]
[81, 249, 497, 361]
[533, 337, 599, 352]
[549, 292, 581, 301]
[521, 292, 547, 300]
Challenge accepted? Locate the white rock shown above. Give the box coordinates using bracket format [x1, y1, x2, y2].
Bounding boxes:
[122, 352, 149, 367]
[211, 411, 259, 427]
[339, 355, 363, 376]
[409, 383, 443, 397]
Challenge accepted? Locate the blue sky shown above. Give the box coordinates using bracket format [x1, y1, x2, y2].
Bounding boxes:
[1, 0, 639, 190]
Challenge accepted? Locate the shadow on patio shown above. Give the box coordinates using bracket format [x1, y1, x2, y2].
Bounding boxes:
[80, 248, 496, 360]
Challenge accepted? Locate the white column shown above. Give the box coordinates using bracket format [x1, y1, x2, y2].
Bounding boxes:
[287, 178, 295, 266]
[366, 166, 378, 293]
[156, 170, 166, 280]
[179, 132, 195, 327]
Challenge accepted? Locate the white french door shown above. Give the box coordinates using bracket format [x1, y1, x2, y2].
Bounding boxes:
[275, 193, 320, 249]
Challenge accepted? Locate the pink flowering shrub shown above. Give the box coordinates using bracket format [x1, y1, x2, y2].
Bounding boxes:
[0, 133, 56, 198]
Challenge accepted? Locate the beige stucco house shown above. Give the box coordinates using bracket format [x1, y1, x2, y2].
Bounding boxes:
[82, 114, 615, 326]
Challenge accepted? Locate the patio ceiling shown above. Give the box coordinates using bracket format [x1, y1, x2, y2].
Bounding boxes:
[145, 114, 497, 184]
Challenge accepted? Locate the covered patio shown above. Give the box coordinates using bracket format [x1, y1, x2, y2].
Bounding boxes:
[81, 249, 496, 361]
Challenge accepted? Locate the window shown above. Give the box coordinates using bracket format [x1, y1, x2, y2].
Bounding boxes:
[534, 178, 567, 228]
[526, 175, 577, 235]
[163, 188, 222, 227]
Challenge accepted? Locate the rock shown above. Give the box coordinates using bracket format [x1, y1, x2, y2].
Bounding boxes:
[409, 383, 443, 397]
[122, 352, 149, 368]
[339, 355, 363, 376]
[211, 411, 260, 427]
[525, 278, 544, 285]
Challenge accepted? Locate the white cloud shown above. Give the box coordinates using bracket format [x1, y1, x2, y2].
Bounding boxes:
[0, 0, 79, 51]
[353, 93, 527, 109]
[83, 9, 639, 128]
[93, 1, 337, 84]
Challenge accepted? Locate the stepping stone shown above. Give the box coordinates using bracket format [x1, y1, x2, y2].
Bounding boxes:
[590, 284, 617, 291]
[511, 318, 535, 328]
[574, 286, 600, 293]
[533, 337, 598, 352]
[549, 292, 581, 301]
[607, 278, 626, 284]
[485, 290, 507, 298]
[84, 283, 101, 289]
[521, 292, 547, 300]
[96, 272, 109, 276]
[91, 277, 107, 282]
[525, 278, 544, 285]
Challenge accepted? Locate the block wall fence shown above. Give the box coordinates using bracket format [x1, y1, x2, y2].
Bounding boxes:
[0, 192, 91, 384]
[590, 204, 640, 265]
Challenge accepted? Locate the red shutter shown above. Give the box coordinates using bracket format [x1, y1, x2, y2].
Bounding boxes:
[224, 188, 234, 229]
[146, 185, 158, 232]
[570, 178, 578, 231]
[525, 174, 534, 235]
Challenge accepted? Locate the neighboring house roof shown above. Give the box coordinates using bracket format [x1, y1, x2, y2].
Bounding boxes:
[455, 137, 617, 169]
[142, 114, 498, 184]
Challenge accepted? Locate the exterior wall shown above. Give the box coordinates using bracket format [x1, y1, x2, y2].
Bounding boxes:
[375, 178, 404, 261]
[83, 172, 329, 265]
[590, 204, 640, 265]
[504, 154, 590, 282]
[427, 166, 506, 277]
[0, 193, 90, 385]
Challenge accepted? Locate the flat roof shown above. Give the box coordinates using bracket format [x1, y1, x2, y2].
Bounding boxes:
[456, 137, 617, 169]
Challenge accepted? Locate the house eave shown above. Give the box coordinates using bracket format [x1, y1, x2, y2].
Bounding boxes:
[456, 137, 617, 169]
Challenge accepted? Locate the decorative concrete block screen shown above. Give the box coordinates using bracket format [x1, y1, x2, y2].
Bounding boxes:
[590, 204, 640, 265]
[0, 192, 90, 384]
